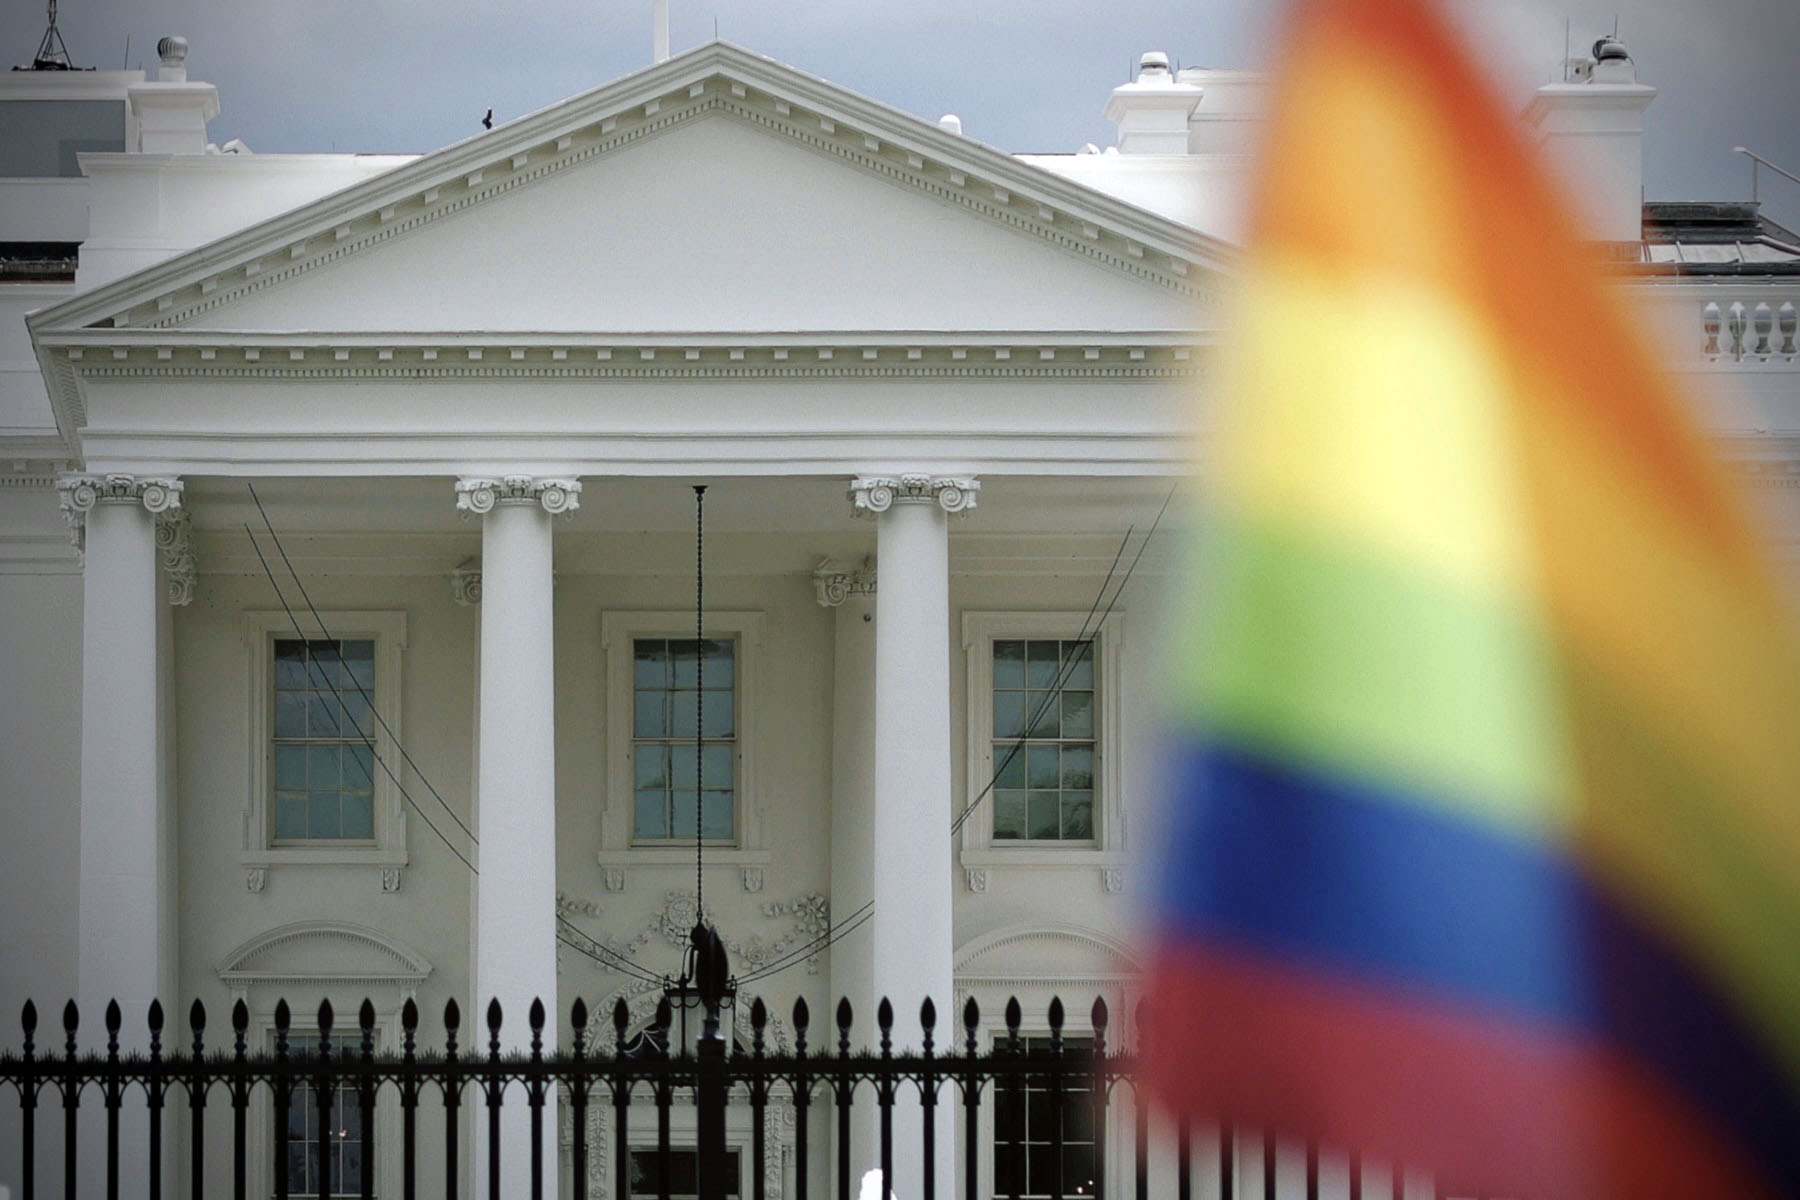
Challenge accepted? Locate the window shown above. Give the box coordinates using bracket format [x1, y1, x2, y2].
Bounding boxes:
[628, 1149, 742, 1198]
[242, 611, 408, 878]
[273, 639, 377, 841]
[281, 1073, 369, 1198]
[990, 639, 1095, 842]
[993, 1038, 1100, 1199]
[960, 613, 1127, 878]
[599, 611, 768, 875]
[631, 638, 736, 841]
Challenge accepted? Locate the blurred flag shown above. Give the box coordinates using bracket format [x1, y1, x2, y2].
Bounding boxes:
[1146, 0, 1800, 1196]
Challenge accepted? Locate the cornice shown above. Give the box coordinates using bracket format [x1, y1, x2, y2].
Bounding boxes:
[27, 44, 1226, 343]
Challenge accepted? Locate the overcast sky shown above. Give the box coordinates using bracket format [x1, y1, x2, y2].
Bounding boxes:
[8, 0, 1799, 229]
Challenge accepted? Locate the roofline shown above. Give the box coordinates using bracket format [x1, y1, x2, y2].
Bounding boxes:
[28, 40, 1231, 342]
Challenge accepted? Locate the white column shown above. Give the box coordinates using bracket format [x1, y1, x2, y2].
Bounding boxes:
[60, 474, 182, 1030]
[850, 474, 978, 1200]
[455, 474, 580, 1191]
[61, 472, 183, 1195]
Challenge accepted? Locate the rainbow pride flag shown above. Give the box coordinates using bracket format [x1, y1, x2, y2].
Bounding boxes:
[1146, 1, 1800, 1196]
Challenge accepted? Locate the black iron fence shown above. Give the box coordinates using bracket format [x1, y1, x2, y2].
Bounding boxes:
[0, 992, 1411, 1200]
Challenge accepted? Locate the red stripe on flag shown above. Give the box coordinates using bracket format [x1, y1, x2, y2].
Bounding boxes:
[1145, 940, 1774, 1200]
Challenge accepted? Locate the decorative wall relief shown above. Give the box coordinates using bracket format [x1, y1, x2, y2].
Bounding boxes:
[555, 889, 831, 981]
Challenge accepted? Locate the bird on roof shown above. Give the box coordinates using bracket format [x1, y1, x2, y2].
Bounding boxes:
[481, 108, 493, 130]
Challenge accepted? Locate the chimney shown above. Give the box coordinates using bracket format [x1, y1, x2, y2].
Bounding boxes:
[1523, 36, 1656, 242]
[1104, 51, 1202, 155]
[126, 36, 219, 154]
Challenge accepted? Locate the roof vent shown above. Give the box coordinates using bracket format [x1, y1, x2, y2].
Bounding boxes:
[1592, 36, 1629, 63]
[1138, 50, 1172, 78]
[155, 35, 189, 82]
[938, 113, 963, 136]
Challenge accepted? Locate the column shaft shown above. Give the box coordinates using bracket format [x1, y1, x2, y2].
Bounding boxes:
[465, 477, 573, 1192]
[78, 498, 165, 1026]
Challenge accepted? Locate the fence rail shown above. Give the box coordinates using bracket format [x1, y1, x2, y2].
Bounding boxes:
[1, 992, 1420, 1200]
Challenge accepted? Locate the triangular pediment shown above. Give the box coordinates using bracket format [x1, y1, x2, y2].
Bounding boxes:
[30, 42, 1229, 343]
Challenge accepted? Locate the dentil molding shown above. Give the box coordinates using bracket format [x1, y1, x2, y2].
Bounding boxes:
[454, 475, 582, 516]
[848, 474, 979, 517]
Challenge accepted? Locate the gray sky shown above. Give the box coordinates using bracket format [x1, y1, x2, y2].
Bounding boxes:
[8, 0, 1800, 229]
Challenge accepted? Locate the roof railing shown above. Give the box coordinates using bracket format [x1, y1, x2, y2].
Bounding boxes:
[1733, 146, 1800, 205]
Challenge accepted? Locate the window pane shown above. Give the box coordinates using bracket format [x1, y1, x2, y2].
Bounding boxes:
[703, 743, 733, 791]
[993, 791, 1026, 839]
[634, 790, 668, 839]
[1064, 1145, 1100, 1195]
[703, 638, 734, 687]
[1064, 1094, 1096, 1140]
[1027, 691, 1059, 738]
[307, 693, 341, 737]
[342, 691, 373, 738]
[670, 792, 699, 838]
[992, 742, 1026, 789]
[634, 690, 666, 737]
[669, 690, 700, 737]
[275, 691, 306, 738]
[1061, 745, 1093, 790]
[341, 791, 373, 839]
[275, 641, 308, 688]
[1026, 640, 1061, 687]
[1062, 690, 1094, 738]
[309, 791, 341, 838]
[344, 743, 374, 788]
[699, 696, 733, 738]
[1026, 744, 1060, 789]
[285, 1142, 312, 1192]
[1063, 792, 1094, 840]
[1027, 1146, 1059, 1194]
[308, 744, 341, 786]
[994, 1094, 1024, 1141]
[1062, 640, 1094, 686]
[275, 745, 307, 789]
[993, 640, 1026, 688]
[993, 691, 1026, 740]
[275, 793, 308, 839]
[635, 746, 668, 789]
[670, 640, 702, 687]
[1026, 1089, 1051, 1138]
[343, 639, 375, 688]
[633, 641, 667, 687]
[1028, 791, 1062, 840]
[701, 791, 734, 839]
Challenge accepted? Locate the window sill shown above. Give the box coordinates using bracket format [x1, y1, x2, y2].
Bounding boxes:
[598, 848, 770, 867]
[238, 848, 410, 894]
[242, 847, 410, 868]
[959, 848, 1127, 869]
[595, 848, 773, 894]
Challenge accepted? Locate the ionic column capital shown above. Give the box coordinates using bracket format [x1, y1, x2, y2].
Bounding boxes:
[58, 473, 184, 517]
[454, 475, 582, 517]
[813, 557, 877, 607]
[848, 474, 979, 518]
[57, 473, 185, 559]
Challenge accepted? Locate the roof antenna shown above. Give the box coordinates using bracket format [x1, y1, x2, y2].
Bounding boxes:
[30, 0, 76, 70]
[653, 0, 670, 63]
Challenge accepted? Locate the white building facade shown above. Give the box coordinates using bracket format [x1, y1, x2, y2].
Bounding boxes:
[0, 30, 1795, 1200]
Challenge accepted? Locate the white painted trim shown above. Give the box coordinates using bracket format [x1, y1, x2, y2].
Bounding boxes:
[959, 611, 1126, 877]
[598, 610, 767, 858]
[239, 610, 410, 880]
